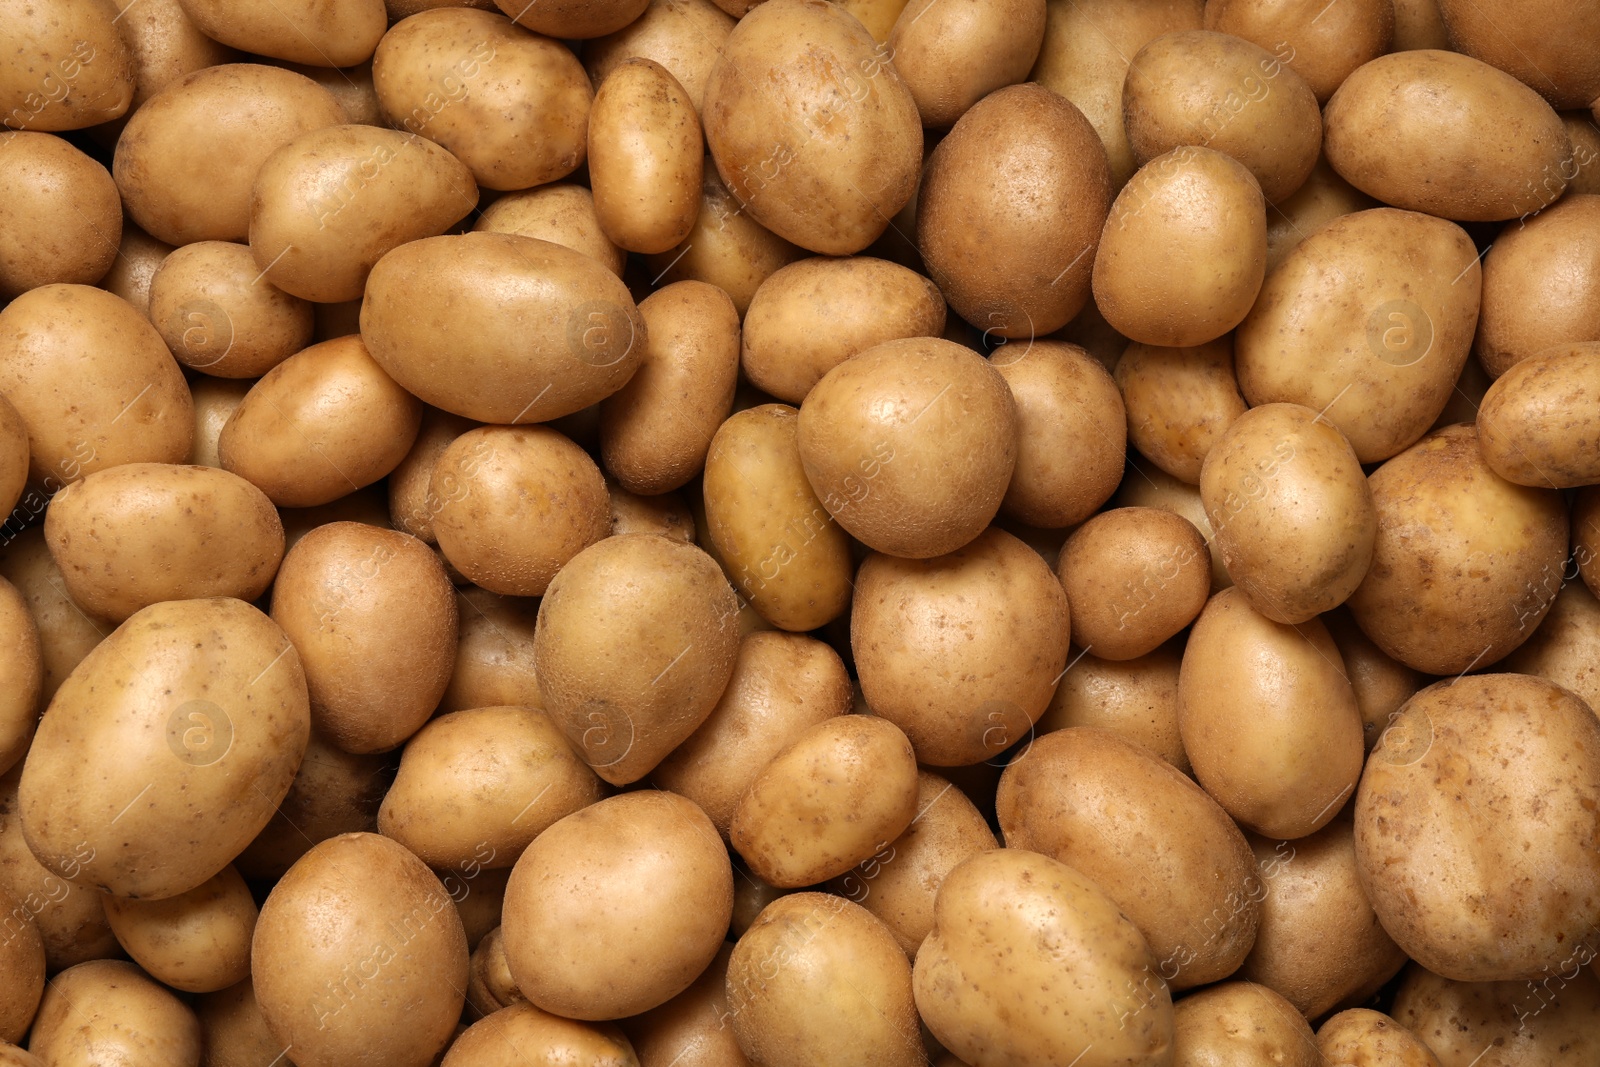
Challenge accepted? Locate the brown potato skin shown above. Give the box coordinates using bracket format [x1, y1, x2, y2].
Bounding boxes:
[176, 0, 386, 67]
[0, 132, 120, 299]
[195, 978, 289, 1067]
[101, 865, 257, 994]
[444, 1002, 639, 1067]
[439, 587, 542, 714]
[1116, 336, 1246, 485]
[1437, 0, 1600, 109]
[1316, 1009, 1442, 1067]
[588, 59, 702, 255]
[1579, 485, 1600, 599]
[585, 0, 736, 116]
[1038, 641, 1189, 774]
[887, 0, 1046, 128]
[187, 378, 252, 470]
[0, 578, 42, 777]
[1392, 962, 1600, 1066]
[388, 407, 477, 546]
[149, 241, 312, 378]
[1057, 507, 1209, 660]
[1478, 342, 1600, 487]
[625, 942, 745, 1067]
[645, 166, 803, 315]
[1474, 195, 1600, 379]
[28, 960, 200, 1067]
[465, 926, 525, 1021]
[474, 184, 625, 276]
[1502, 577, 1600, 713]
[1322, 607, 1425, 754]
[0, 0, 134, 132]
[97, 223, 173, 318]
[494, 0, 650, 38]
[1264, 157, 1378, 273]
[1171, 981, 1318, 1067]
[1205, 0, 1394, 102]
[0, 885, 43, 1044]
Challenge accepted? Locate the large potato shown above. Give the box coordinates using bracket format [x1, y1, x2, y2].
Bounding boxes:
[1478, 341, 1600, 487]
[1473, 194, 1600, 378]
[0, 0, 133, 131]
[28, 960, 200, 1067]
[176, 0, 385, 66]
[0, 132, 120, 299]
[148, 241, 312, 378]
[644, 168, 803, 315]
[1170, 981, 1318, 1066]
[1205, 0, 1394, 102]
[588, 59, 702, 255]
[1392, 962, 1600, 1067]
[887, 0, 1046, 128]
[584, 0, 735, 115]
[1436, 0, 1600, 109]
[0, 579, 41, 776]
[101, 865, 256, 993]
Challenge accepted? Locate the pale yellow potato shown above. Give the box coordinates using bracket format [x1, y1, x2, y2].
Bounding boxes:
[176, 0, 385, 66]
[919, 83, 1109, 338]
[703, 0, 922, 255]
[728, 893, 924, 1067]
[1392, 962, 1600, 1066]
[1180, 588, 1363, 839]
[1479, 341, 1600, 487]
[1235, 208, 1480, 463]
[1436, 0, 1600, 109]
[1093, 146, 1266, 348]
[1264, 157, 1377, 273]
[1038, 641, 1189, 774]
[373, 8, 592, 190]
[607, 481, 694, 541]
[438, 586, 542, 714]
[627, 942, 743, 1067]
[465, 926, 525, 1021]
[0, 528, 107, 712]
[113, 64, 344, 245]
[853, 527, 1070, 765]
[1116, 336, 1246, 484]
[0, 0, 134, 131]
[1171, 981, 1318, 1066]
[250, 125, 479, 303]
[0, 578, 40, 775]
[102, 865, 256, 993]
[1503, 578, 1600, 713]
[1322, 607, 1426, 753]
[444, 1003, 638, 1067]
[730, 714, 919, 888]
[887, 0, 1046, 128]
[702, 405, 853, 631]
[1392, 0, 1449, 50]
[0, 886, 43, 1044]
[474, 184, 625, 276]
[504, 792, 731, 1020]
[0, 132, 120, 299]
[1324, 50, 1572, 221]
[274, 61, 382, 125]
[98, 223, 173, 317]
[915, 849, 1174, 1066]
[1346, 424, 1567, 674]
[149, 241, 312, 378]
[1206, 0, 1392, 101]
[116, 0, 235, 112]
[28, 960, 200, 1067]
[589, 59, 701, 255]
[1057, 507, 1209, 660]
[254, 833, 468, 1067]
[585, 0, 736, 115]
[388, 407, 477, 545]
[194, 979, 290, 1067]
[1474, 195, 1600, 379]
[44, 463, 284, 622]
[654, 630, 851, 837]
[1316, 1008, 1442, 1067]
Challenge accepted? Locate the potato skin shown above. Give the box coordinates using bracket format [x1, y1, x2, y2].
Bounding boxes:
[584, 0, 736, 116]
[443, 1002, 639, 1067]
[1204, 0, 1394, 102]
[474, 184, 624, 277]
[624, 942, 743, 1067]
[101, 865, 257, 994]
[1038, 641, 1189, 773]
[0, 885, 43, 1044]
[176, 0, 386, 66]
[1436, 0, 1600, 109]
[149, 241, 312, 379]
[1171, 981, 1318, 1067]
[0, 0, 134, 132]
[887, 0, 1046, 128]
[1473, 194, 1600, 378]
[1316, 1008, 1442, 1067]
[0, 579, 42, 777]
[0, 132, 120, 299]
[1502, 577, 1600, 713]
[1056, 507, 1209, 660]
[588, 59, 702, 255]
[1392, 962, 1600, 1066]
[28, 960, 200, 1067]
[1478, 342, 1600, 487]
[1116, 336, 1246, 485]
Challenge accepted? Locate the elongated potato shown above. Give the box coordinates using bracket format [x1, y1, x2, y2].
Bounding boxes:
[588, 59, 702, 255]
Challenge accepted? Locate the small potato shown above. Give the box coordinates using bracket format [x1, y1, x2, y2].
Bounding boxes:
[250, 125, 479, 303]
[584, 0, 736, 115]
[1116, 337, 1246, 484]
[495, 0, 650, 38]
[1205, 0, 1394, 102]
[0, 578, 41, 775]
[195, 979, 290, 1067]
[1504, 578, 1600, 713]
[504, 792, 732, 1020]
[887, 0, 1046, 128]
[438, 587, 542, 713]
[1180, 588, 1364, 839]
[176, 0, 386, 66]
[271, 522, 457, 753]
[1263, 157, 1377, 273]
[1474, 195, 1600, 378]
[1392, 962, 1600, 1066]
[853, 527, 1071, 766]
[627, 943, 743, 1067]
[731, 714, 919, 888]
[1393, 0, 1449, 50]
[1171, 981, 1317, 1067]
[28, 960, 200, 1067]
[115, 0, 236, 112]
[373, 9, 591, 191]
[465, 927, 525, 1020]
[1436, 0, 1600, 109]
[1037, 641, 1189, 774]
[378, 706, 605, 870]
[654, 631, 851, 837]
[98, 223, 173, 317]
[0, 529, 107, 713]
[102, 865, 256, 994]
[473, 184, 626, 276]
[1478, 341, 1600, 487]
[1093, 146, 1266, 348]
[388, 407, 477, 545]
[113, 64, 344, 245]
[1322, 607, 1425, 753]
[992, 339, 1127, 527]
[728, 893, 924, 1067]
[0, 132, 120, 298]
[219, 334, 422, 508]
[741, 257, 945, 404]
[1056, 507, 1209, 660]
[645, 167, 803, 315]
[1316, 1008, 1442, 1067]
[918, 83, 1109, 338]
[273, 61, 382, 126]
[149, 241, 312, 378]
[589, 59, 702, 255]
[444, 1003, 638, 1067]
[0, 886, 43, 1044]
[607, 482, 694, 541]
[701, 405, 853, 631]
[0, 0, 134, 131]
[1123, 30, 1322, 203]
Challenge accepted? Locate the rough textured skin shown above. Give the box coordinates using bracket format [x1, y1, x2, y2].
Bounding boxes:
[1436, 0, 1600, 108]
[1393, 963, 1600, 1067]
[1170, 981, 1318, 1067]
[1478, 342, 1600, 486]
[1316, 1009, 1442, 1067]
[1205, 0, 1393, 102]
[1474, 195, 1600, 378]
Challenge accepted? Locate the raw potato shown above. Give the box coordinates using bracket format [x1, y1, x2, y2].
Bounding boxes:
[503, 792, 732, 1020]
[97, 223, 174, 317]
[852, 527, 1071, 765]
[194, 979, 290, 1067]
[1316, 1008, 1442, 1067]
[443, 1003, 639, 1067]
[270, 522, 457, 754]
[1355, 675, 1600, 981]
[0, 0, 134, 131]
[0, 529, 106, 714]
[584, 0, 736, 115]
[727, 893, 925, 1067]
[887, 0, 1046, 128]
[28, 960, 200, 1067]
[1037, 642, 1189, 774]
[0, 132, 120, 298]
[438, 587, 542, 714]
[1056, 507, 1209, 660]
[1393, 0, 1450, 50]
[1579, 486, 1600, 598]
[277, 60, 383, 126]
[1564, 113, 1600, 194]
[279, 485, 392, 552]
[915, 849, 1174, 1067]
[253, 833, 468, 1067]
[1473, 195, 1600, 378]
[1116, 336, 1246, 484]
[494, 0, 650, 38]
[113, 63, 345, 245]
[1392, 962, 1600, 1067]
[1171, 981, 1318, 1067]
[465, 927, 525, 1020]
[148, 241, 313, 378]
[589, 59, 702, 255]
[1264, 157, 1378, 273]
[730, 714, 920, 887]
[627, 943, 744, 1067]
[645, 168, 804, 315]
[474, 184, 625, 276]
[606, 482, 694, 541]
[1205, 0, 1394, 102]
[1478, 342, 1600, 487]
[1503, 578, 1600, 713]
[918, 83, 1110, 338]
[101, 865, 257, 993]
[1323, 607, 1425, 753]
[0, 885, 43, 1044]
[0, 577, 41, 775]
[18, 597, 309, 900]
[176, 0, 385, 66]
[1436, 0, 1600, 109]
[1323, 50, 1572, 221]
[388, 407, 477, 545]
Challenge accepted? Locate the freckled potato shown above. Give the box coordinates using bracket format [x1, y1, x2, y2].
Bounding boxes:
[728, 893, 925, 1067]
[0, 578, 41, 775]
[1171, 981, 1318, 1067]
[1116, 336, 1246, 485]
[1474, 195, 1600, 378]
[1263, 157, 1378, 273]
[195, 978, 290, 1067]
[373, 9, 592, 191]
[1038, 641, 1189, 774]
[149, 241, 312, 378]
[887, 0, 1046, 128]
[606, 481, 695, 541]
[1322, 607, 1425, 753]
[113, 64, 344, 245]
[626, 942, 743, 1067]
[1478, 341, 1600, 487]
[102, 865, 256, 994]
[0, 0, 134, 131]
[444, 1002, 639, 1067]
[0, 886, 43, 1044]
[388, 408, 477, 546]
[176, 0, 385, 66]
[1205, 0, 1393, 102]
[853, 527, 1071, 765]
[1436, 0, 1600, 109]
[474, 184, 625, 276]
[0, 132, 120, 299]
[44, 463, 284, 622]
[1057, 508, 1209, 660]
[645, 167, 804, 315]
[99, 224, 174, 317]
[439, 587, 542, 714]
[1316, 1008, 1442, 1067]
[918, 83, 1110, 338]
[1392, 962, 1600, 1067]
[465, 926, 525, 1021]
[28, 960, 200, 1067]
[1503, 578, 1600, 713]
[0, 529, 107, 713]
[589, 60, 701, 255]
[585, 0, 735, 115]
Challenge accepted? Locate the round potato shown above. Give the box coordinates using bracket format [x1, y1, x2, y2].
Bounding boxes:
[149, 240, 312, 378]
[1057, 507, 1209, 660]
[112, 0, 234, 113]
[887, 0, 1045, 127]
[589, 59, 701, 255]
[493, 0, 648, 37]
[0, 0, 134, 131]
[438, 587, 542, 714]
[97, 223, 174, 317]
[1479, 341, 1600, 487]
[0, 529, 106, 713]
[176, 0, 384, 66]
[1474, 195, 1600, 378]
[1038, 641, 1189, 773]
[626, 942, 742, 1067]
[1322, 607, 1426, 753]
[387, 407, 477, 545]
[0, 132, 120, 298]
[1116, 336, 1246, 485]
[1316, 1008, 1442, 1067]
[194, 979, 290, 1067]
[0, 886, 43, 1044]
[1264, 157, 1379, 273]
[585, 0, 735, 115]
[444, 1002, 638, 1067]
[1392, 962, 1600, 1067]
[28, 960, 200, 1067]
[102, 865, 256, 993]
[474, 184, 625, 276]
[1171, 981, 1318, 1067]
[1204, 0, 1394, 102]
[1436, 0, 1600, 109]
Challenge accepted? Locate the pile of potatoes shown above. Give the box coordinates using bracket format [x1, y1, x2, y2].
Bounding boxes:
[3, 0, 1600, 1064]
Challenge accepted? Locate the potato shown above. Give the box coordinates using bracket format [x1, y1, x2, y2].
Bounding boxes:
[1316, 1008, 1442, 1067]
[195, 979, 290, 1067]
[1205, 0, 1393, 102]
[270, 59, 381, 126]
[1057, 507, 1209, 660]
[585, 0, 735, 115]
[29, 960, 200, 1067]
[254, 833, 468, 1067]
[1356, 674, 1600, 981]
[1235, 208, 1480, 463]
[727, 893, 924, 1067]
[379, 705, 604, 869]
[444, 1002, 638, 1067]
[1579, 486, 1600, 598]
[626, 942, 743, 1067]
[44, 463, 284, 623]
[915, 849, 1173, 1066]
[447, 865, 510, 952]
[1478, 342, 1600, 487]
[465, 926, 524, 1020]
[0, 528, 105, 714]
[1123, 30, 1322, 203]
[1475, 195, 1600, 379]
[1324, 50, 1571, 221]
[589, 60, 701, 255]
[0, 284, 193, 486]
[729, 867, 791, 940]
[279, 484, 392, 552]
[176, 0, 384, 66]
[1171, 981, 1317, 1067]
[1322, 607, 1425, 753]
[702, 0, 921, 255]
[887, 0, 1045, 128]
[101, 865, 255, 993]
[1564, 112, 1600, 194]
[798, 337, 1018, 558]
[494, 0, 648, 37]
[1346, 424, 1567, 673]
[219, 334, 422, 508]
[0, 132, 120, 298]
[504, 792, 731, 1020]
[607, 482, 693, 541]
[373, 9, 591, 190]
[0, 886, 43, 1044]
[0, 0, 134, 131]
[1436, 0, 1600, 109]
[438, 587, 542, 713]
[473, 184, 624, 276]
[1038, 641, 1189, 773]
[1180, 588, 1363, 839]
[113, 64, 344, 245]
[918, 83, 1109, 338]
[1392, 962, 1600, 1066]
[1393, 0, 1449, 50]
[1503, 579, 1600, 718]
[1115, 337, 1245, 486]
[148, 241, 312, 378]
[388, 407, 477, 545]
[97, 223, 173, 317]
[362, 232, 645, 424]
[654, 631, 851, 836]
[271, 522, 456, 753]
[992, 339, 1127, 527]
[1263, 157, 1377, 273]
[741, 257, 945, 404]
[853, 527, 1070, 765]
[1093, 146, 1266, 347]
[250, 125, 479, 303]
[645, 168, 804, 315]
[535, 534, 740, 785]
[114, 0, 235, 113]
[0, 577, 40, 775]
